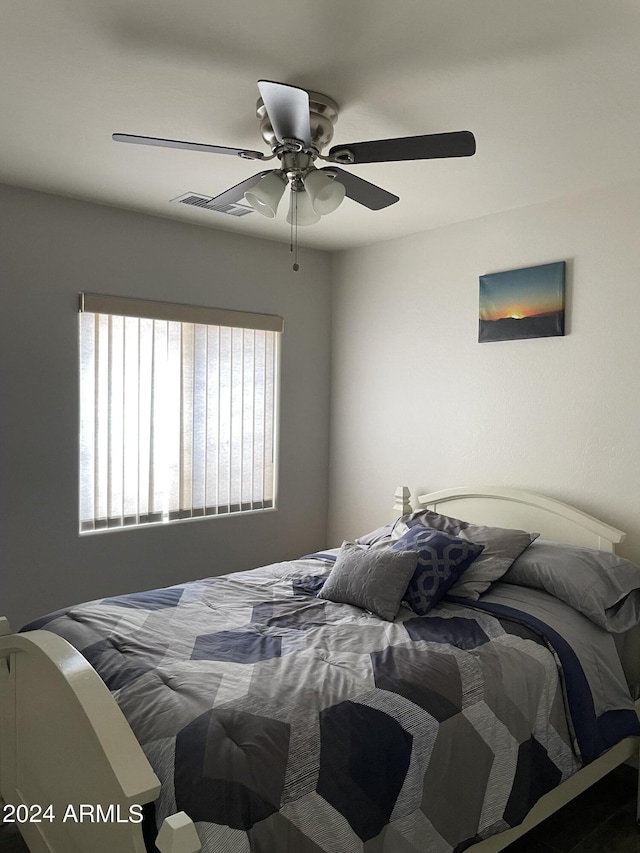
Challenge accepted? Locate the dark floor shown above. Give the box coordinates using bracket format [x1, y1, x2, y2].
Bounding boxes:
[504, 764, 639, 853]
[0, 765, 638, 851]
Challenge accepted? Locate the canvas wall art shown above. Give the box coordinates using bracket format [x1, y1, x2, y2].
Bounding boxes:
[478, 261, 566, 343]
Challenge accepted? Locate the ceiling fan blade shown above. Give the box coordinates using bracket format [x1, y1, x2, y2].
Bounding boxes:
[322, 167, 399, 210]
[329, 131, 476, 164]
[112, 133, 266, 160]
[257, 80, 311, 146]
[208, 171, 274, 207]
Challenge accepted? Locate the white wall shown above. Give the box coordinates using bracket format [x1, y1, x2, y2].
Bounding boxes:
[0, 184, 332, 629]
[328, 178, 640, 563]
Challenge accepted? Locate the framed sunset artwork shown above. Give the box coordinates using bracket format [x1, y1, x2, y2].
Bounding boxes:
[478, 261, 566, 343]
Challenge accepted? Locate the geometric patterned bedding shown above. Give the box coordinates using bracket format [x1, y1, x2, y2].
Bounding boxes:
[25, 555, 640, 853]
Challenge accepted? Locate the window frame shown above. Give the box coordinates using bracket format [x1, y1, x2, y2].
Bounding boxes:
[78, 293, 283, 534]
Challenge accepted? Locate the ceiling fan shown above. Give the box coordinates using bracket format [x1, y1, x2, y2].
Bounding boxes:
[113, 80, 475, 268]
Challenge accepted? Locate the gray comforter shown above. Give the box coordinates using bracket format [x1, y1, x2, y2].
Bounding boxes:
[27, 555, 640, 852]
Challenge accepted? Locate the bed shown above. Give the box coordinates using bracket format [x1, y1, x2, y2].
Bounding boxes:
[1, 486, 639, 853]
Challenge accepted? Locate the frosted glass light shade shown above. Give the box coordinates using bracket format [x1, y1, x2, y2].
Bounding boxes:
[286, 189, 321, 226]
[303, 169, 346, 215]
[244, 172, 287, 218]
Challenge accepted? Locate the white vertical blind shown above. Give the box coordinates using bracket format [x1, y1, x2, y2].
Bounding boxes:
[79, 296, 281, 532]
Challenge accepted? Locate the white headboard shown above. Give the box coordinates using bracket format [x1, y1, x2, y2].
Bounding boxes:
[402, 486, 625, 553]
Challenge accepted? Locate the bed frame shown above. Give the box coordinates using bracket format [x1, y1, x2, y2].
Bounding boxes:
[0, 486, 637, 853]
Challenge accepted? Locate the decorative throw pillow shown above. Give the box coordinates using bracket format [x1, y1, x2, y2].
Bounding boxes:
[318, 541, 418, 621]
[391, 527, 485, 615]
[392, 509, 538, 600]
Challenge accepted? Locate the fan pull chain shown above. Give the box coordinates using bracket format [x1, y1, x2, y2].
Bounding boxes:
[289, 188, 300, 272]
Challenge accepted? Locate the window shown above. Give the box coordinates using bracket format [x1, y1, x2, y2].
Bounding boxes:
[79, 294, 282, 532]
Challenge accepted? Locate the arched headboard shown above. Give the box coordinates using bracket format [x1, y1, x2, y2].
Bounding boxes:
[411, 487, 625, 553]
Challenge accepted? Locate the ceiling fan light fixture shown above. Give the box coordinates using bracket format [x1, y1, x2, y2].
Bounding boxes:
[303, 169, 346, 215]
[114, 80, 475, 246]
[286, 187, 320, 226]
[244, 171, 287, 218]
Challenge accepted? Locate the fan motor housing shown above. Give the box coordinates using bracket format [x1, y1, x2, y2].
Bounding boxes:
[256, 90, 339, 153]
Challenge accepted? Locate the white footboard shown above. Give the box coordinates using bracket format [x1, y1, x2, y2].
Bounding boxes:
[0, 621, 200, 853]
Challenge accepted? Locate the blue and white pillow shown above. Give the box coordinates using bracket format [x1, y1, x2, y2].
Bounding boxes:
[392, 527, 484, 616]
[392, 509, 537, 599]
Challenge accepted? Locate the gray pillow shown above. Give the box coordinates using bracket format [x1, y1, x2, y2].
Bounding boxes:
[318, 541, 417, 621]
[392, 509, 538, 599]
[355, 523, 394, 547]
[502, 539, 640, 632]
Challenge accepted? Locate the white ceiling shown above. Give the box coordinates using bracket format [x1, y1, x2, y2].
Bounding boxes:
[3, 0, 640, 251]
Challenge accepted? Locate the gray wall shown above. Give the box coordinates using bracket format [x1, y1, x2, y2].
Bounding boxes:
[329, 178, 640, 564]
[0, 184, 332, 629]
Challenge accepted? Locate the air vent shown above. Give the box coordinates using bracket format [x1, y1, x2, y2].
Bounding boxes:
[171, 193, 254, 217]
